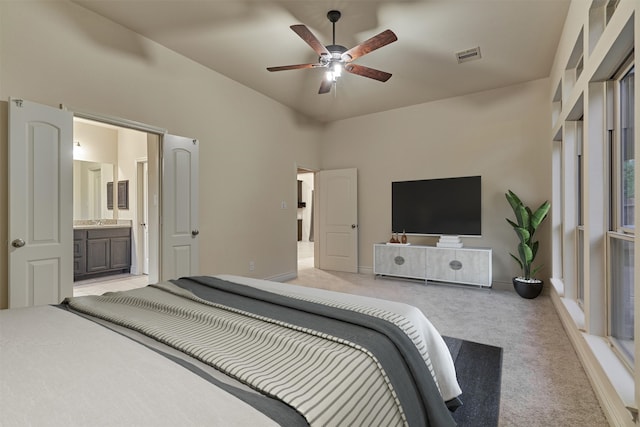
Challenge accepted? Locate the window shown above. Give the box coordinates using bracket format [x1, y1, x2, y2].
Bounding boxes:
[577, 119, 585, 306]
[609, 233, 634, 362]
[605, 0, 620, 24]
[608, 61, 635, 367]
[620, 67, 635, 231]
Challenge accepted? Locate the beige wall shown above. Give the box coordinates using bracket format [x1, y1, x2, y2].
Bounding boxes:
[0, 0, 321, 308]
[116, 127, 147, 221]
[0, 0, 555, 307]
[319, 78, 553, 286]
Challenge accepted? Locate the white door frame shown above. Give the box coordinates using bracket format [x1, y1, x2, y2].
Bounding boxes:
[296, 166, 317, 271]
[66, 107, 167, 282]
[135, 158, 149, 275]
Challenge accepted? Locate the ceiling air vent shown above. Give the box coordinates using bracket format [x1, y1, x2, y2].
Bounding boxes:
[455, 47, 481, 64]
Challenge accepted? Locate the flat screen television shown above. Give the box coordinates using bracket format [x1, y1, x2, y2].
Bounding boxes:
[392, 175, 481, 236]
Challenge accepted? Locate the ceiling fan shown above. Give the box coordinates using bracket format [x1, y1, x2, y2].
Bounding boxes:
[267, 10, 397, 94]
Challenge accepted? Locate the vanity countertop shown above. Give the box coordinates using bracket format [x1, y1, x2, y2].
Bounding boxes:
[73, 220, 132, 229]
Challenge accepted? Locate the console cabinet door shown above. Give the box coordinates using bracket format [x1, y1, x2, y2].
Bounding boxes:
[374, 245, 426, 279]
[455, 249, 491, 285]
[426, 247, 492, 286]
[426, 248, 456, 282]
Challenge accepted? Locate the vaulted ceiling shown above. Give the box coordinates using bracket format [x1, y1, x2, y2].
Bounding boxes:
[73, 0, 570, 123]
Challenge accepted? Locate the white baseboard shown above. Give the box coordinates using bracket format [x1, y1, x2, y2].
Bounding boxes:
[358, 266, 373, 275]
[266, 271, 297, 282]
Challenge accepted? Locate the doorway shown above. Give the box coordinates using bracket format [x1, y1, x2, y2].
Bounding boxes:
[72, 117, 158, 293]
[297, 168, 315, 270]
[8, 99, 199, 307]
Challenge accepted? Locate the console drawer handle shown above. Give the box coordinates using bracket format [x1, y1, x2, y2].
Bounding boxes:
[449, 260, 462, 270]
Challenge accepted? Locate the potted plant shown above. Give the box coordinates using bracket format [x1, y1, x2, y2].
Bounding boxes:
[505, 190, 551, 299]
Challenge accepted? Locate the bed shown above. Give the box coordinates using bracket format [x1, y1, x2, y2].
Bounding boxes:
[0, 274, 462, 426]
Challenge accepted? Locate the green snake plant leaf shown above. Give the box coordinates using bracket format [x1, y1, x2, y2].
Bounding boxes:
[531, 265, 544, 277]
[514, 227, 530, 245]
[510, 253, 524, 269]
[517, 241, 533, 265]
[505, 190, 522, 213]
[531, 240, 539, 259]
[506, 218, 519, 229]
[530, 201, 551, 231]
[515, 204, 530, 229]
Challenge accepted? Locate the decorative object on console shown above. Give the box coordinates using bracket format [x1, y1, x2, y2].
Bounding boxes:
[436, 235, 464, 248]
[505, 190, 550, 299]
[401, 230, 407, 244]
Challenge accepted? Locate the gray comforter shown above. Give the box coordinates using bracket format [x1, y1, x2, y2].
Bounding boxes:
[63, 276, 456, 426]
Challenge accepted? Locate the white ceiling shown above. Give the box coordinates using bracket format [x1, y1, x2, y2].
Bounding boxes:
[73, 0, 570, 123]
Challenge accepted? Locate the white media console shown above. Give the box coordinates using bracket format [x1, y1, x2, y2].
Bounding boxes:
[373, 243, 492, 287]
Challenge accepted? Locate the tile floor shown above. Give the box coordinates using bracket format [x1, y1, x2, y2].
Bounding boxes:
[73, 273, 149, 296]
[73, 241, 315, 296]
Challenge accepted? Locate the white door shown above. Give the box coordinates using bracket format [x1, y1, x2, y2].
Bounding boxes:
[136, 159, 149, 275]
[8, 98, 73, 308]
[142, 161, 149, 274]
[317, 168, 358, 273]
[161, 134, 199, 280]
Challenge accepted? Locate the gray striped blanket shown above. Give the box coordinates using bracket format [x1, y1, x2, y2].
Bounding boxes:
[64, 276, 455, 427]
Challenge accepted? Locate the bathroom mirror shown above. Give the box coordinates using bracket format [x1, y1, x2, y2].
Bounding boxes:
[73, 160, 114, 220]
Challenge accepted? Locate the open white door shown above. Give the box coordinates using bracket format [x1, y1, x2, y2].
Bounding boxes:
[317, 168, 358, 273]
[135, 159, 150, 276]
[8, 98, 73, 308]
[161, 134, 199, 280]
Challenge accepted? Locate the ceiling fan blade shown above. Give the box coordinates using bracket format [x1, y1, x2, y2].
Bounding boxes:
[267, 63, 320, 72]
[341, 29, 397, 62]
[345, 63, 392, 82]
[291, 24, 331, 57]
[318, 79, 332, 94]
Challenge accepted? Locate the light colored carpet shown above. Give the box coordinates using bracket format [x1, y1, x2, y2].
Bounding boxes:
[287, 267, 609, 427]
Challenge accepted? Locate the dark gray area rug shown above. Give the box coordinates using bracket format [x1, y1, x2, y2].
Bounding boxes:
[443, 336, 503, 427]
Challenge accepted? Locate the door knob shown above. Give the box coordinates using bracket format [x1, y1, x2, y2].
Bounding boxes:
[191, 230, 199, 236]
[351, 224, 357, 229]
[11, 238, 25, 248]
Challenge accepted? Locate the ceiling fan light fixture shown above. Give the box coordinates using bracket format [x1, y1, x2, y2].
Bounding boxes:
[325, 71, 334, 82]
[332, 62, 342, 77]
[325, 62, 343, 82]
[267, 10, 397, 94]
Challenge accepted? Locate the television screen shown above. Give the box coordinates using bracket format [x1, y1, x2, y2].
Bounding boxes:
[392, 176, 481, 236]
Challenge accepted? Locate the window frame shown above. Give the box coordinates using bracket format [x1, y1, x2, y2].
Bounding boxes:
[611, 57, 635, 235]
[606, 56, 635, 370]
